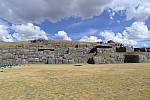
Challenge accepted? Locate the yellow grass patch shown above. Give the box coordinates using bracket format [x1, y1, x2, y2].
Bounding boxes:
[0, 41, 30, 47]
[0, 40, 96, 47]
[0, 63, 150, 100]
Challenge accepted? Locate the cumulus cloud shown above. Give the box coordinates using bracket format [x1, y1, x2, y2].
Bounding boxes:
[124, 22, 150, 40]
[12, 23, 49, 41]
[100, 21, 150, 46]
[55, 31, 72, 41]
[80, 36, 102, 42]
[100, 30, 138, 46]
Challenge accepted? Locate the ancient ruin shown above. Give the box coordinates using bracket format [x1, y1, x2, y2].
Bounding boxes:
[0, 39, 150, 64]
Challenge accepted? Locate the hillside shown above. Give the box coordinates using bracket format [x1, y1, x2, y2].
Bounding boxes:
[0, 40, 97, 47]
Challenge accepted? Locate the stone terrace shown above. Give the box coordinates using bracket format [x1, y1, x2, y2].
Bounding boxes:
[0, 39, 150, 64]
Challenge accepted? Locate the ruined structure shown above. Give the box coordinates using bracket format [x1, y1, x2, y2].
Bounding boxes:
[0, 39, 150, 64]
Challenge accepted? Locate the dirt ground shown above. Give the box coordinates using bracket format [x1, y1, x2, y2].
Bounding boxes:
[0, 63, 150, 100]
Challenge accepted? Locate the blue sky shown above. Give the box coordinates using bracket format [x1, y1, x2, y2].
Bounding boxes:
[0, 0, 150, 47]
[36, 11, 133, 40]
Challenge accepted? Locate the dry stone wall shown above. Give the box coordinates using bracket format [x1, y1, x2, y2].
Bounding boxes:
[88, 54, 124, 64]
[124, 55, 148, 63]
[0, 45, 91, 64]
[0, 40, 150, 64]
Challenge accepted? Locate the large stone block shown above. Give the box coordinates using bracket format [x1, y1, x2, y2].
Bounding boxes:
[48, 58, 55, 64]
[92, 57, 102, 64]
[124, 55, 147, 63]
[55, 58, 63, 64]
[88, 54, 124, 64]
[138, 55, 147, 63]
[62, 59, 69, 64]
[110, 58, 116, 63]
[2, 53, 15, 59]
[68, 59, 75, 64]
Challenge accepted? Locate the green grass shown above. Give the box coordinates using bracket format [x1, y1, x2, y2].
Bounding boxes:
[0, 63, 150, 100]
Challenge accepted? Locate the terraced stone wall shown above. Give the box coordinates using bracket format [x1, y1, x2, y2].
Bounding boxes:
[0, 41, 149, 64]
[0, 45, 91, 64]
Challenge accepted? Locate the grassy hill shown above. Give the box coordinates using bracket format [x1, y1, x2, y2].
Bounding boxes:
[0, 40, 97, 47]
[0, 41, 31, 47]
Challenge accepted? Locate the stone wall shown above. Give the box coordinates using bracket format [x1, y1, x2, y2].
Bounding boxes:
[134, 48, 150, 52]
[116, 46, 134, 52]
[0, 45, 91, 64]
[87, 54, 124, 64]
[96, 48, 115, 53]
[88, 54, 150, 64]
[89, 46, 116, 53]
[0, 41, 149, 64]
[124, 55, 148, 63]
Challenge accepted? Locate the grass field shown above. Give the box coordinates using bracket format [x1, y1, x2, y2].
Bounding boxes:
[0, 63, 150, 100]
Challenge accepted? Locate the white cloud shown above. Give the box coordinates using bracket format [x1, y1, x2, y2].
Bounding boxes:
[109, 0, 150, 21]
[78, 29, 98, 37]
[100, 21, 150, 47]
[0, 23, 14, 42]
[80, 36, 102, 42]
[0, 0, 150, 23]
[55, 31, 72, 41]
[65, 29, 99, 41]
[0, 19, 8, 26]
[100, 30, 138, 46]
[85, 29, 98, 35]
[125, 22, 150, 40]
[0, 0, 150, 46]
[12, 23, 49, 41]
[0, 0, 113, 23]
[0, 21, 49, 42]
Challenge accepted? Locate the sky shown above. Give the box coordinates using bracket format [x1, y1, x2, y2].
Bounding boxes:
[0, 0, 150, 47]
